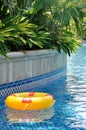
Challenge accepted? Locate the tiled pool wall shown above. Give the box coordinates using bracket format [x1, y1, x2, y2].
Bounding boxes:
[0, 67, 66, 98]
[0, 50, 67, 97]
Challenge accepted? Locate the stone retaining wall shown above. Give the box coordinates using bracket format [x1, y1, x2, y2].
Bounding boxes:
[0, 50, 67, 84]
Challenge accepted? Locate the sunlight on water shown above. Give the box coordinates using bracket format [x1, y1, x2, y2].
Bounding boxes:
[67, 44, 86, 129]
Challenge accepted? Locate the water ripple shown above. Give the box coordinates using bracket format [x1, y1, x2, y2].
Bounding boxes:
[67, 45, 86, 129]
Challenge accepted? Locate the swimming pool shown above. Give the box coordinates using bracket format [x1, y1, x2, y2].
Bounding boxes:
[0, 44, 86, 130]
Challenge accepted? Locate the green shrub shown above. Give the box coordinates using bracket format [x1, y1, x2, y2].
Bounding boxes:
[0, 0, 86, 58]
[0, 15, 51, 58]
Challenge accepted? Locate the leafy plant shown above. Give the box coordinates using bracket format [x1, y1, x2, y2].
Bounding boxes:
[0, 0, 86, 58]
[24, 0, 85, 55]
[0, 15, 51, 57]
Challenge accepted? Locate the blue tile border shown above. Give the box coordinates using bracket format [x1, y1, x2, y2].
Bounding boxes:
[0, 67, 67, 97]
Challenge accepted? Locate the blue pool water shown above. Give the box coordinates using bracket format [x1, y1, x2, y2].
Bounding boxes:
[0, 44, 86, 130]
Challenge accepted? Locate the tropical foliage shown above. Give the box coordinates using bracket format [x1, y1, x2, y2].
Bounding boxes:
[0, 0, 86, 58]
[0, 15, 50, 57]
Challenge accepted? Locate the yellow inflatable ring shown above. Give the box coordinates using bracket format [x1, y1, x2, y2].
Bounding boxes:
[5, 92, 55, 110]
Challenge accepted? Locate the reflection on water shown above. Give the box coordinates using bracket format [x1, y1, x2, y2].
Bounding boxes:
[67, 45, 86, 129]
[6, 107, 54, 123]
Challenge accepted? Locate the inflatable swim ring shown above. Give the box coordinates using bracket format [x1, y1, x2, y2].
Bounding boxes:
[5, 92, 55, 110]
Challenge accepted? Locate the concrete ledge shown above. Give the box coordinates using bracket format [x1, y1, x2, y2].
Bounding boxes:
[0, 49, 67, 84]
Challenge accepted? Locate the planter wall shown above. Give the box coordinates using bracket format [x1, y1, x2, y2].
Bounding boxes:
[0, 50, 67, 84]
